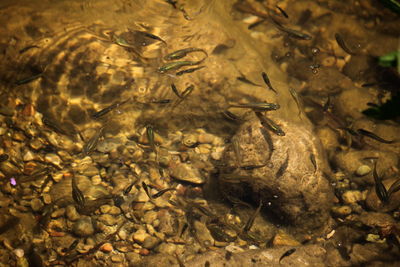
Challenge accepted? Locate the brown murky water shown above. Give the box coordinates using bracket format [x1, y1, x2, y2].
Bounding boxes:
[0, 0, 399, 266]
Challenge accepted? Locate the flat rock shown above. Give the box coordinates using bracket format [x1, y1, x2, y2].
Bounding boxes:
[170, 163, 205, 184]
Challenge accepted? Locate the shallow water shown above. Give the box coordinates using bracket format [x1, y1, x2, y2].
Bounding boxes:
[1, 0, 400, 266]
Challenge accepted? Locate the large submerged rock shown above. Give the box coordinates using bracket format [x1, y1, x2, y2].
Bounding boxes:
[220, 113, 334, 230]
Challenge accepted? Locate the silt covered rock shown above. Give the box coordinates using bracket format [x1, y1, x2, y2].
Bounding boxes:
[219, 115, 334, 231]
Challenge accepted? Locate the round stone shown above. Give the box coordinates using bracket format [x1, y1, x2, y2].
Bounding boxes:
[72, 217, 95, 237]
[331, 205, 352, 217]
[355, 165, 371, 176]
[142, 236, 160, 249]
[30, 198, 44, 212]
[132, 229, 150, 244]
[100, 243, 113, 253]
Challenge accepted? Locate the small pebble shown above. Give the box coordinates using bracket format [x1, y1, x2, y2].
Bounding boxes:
[23, 150, 35, 161]
[100, 243, 113, 253]
[139, 248, 150, 256]
[51, 208, 65, 218]
[272, 231, 301, 246]
[30, 198, 44, 212]
[198, 133, 215, 144]
[72, 217, 95, 237]
[109, 206, 121, 215]
[142, 236, 160, 249]
[98, 214, 120, 226]
[13, 248, 24, 258]
[100, 205, 112, 214]
[42, 194, 52, 205]
[132, 229, 150, 244]
[182, 134, 197, 147]
[91, 175, 102, 185]
[80, 166, 99, 177]
[52, 172, 63, 182]
[156, 243, 177, 255]
[331, 205, 352, 217]
[170, 163, 205, 184]
[143, 211, 158, 224]
[111, 255, 124, 263]
[355, 165, 371, 176]
[126, 252, 141, 264]
[66, 205, 80, 221]
[45, 153, 62, 168]
[342, 190, 365, 204]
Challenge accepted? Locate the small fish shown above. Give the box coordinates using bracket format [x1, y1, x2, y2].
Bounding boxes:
[259, 127, 274, 160]
[19, 45, 40, 54]
[387, 178, 400, 197]
[243, 200, 262, 233]
[288, 87, 302, 116]
[248, 19, 266, 29]
[158, 60, 202, 73]
[276, 153, 289, 178]
[171, 83, 182, 98]
[146, 125, 156, 153]
[165, 0, 177, 9]
[357, 129, 395, 144]
[181, 85, 195, 98]
[323, 96, 331, 112]
[237, 73, 261, 87]
[204, 261, 210, 267]
[142, 181, 152, 200]
[310, 153, 317, 172]
[240, 164, 267, 170]
[373, 161, 388, 203]
[335, 33, 356, 55]
[336, 242, 350, 261]
[64, 240, 79, 253]
[83, 127, 104, 155]
[150, 99, 171, 104]
[225, 251, 232, 260]
[152, 188, 176, 199]
[261, 72, 277, 94]
[276, 5, 289, 18]
[283, 27, 312, 40]
[361, 82, 378, 87]
[229, 102, 280, 111]
[221, 110, 243, 122]
[134, 30, 166, 45]
[164, 47, 207, 60]
[256, 112, 285, 136]
[113, 35, 133, 48]
[279, 248, 296, 263]
[72, 176, 85, 208]
[15, 73, 43, 85]
[232, 138, 242, 165]
[0, 154, 9, 162]
[222, 192, 253, 209]
[91, 99, 129, 119]
[42, 117, 70, 136]
[123, 181, 137, 195]
[271, 17, 312, 40]
[176, 66, 205, 76]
